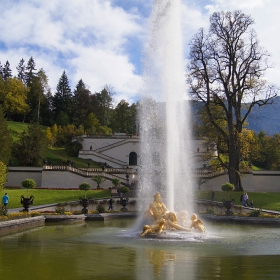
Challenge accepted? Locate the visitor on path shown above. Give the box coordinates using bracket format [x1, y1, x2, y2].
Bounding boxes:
[242, 192, 249, 207]
[2, 193, 9, 211]
[250, 200, 254, 207]
[108, 198, 113, 210]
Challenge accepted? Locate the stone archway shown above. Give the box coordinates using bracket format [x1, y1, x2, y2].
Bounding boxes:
[129, 152, 137, 166]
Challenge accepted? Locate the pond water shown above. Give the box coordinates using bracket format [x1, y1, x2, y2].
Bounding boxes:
[1, 219, 280, 280]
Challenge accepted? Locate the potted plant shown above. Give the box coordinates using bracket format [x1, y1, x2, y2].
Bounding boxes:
[79, 182, 92, 214]
[221, 182, 235, 215]
[112, 178, 121, 187]
[21, 178, 36, 212]
[92, 175, 106, 189]
[111, 178, 121, 197]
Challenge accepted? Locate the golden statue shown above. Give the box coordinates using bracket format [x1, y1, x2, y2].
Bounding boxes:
[145, 193, 168, 221]
[189, 214, 205, 233]
[140, 193, 191, 237]
[139, 218, 166, 237]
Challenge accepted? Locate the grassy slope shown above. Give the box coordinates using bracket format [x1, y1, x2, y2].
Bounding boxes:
[7, 121, 100, 168]
[7, 121, 30, 141]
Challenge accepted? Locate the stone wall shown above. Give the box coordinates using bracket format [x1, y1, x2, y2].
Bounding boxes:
[5, 167, 280, 192]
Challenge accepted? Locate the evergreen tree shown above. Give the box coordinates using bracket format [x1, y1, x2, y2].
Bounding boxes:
[2, 61, 12, 80]
[53, 71, 72, 122]
[16, 58, 26, 83]
[91, 85, 114, 126]
[25, 56, 37, 85]
[40, 89, 54, 126]
[72, 79, 92, 127]
[0, 105, 12, 165]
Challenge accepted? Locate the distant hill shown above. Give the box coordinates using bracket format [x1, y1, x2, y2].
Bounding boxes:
[245, 96, 280, 135]
[189, 97, 280, 136]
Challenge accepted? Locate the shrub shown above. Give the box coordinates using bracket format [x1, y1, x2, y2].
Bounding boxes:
[79, 182, 91, 198]
[96, 203, 105, 213]
[221, 182, 235, 192]
[21, 178, 36, 196]
[22, 178, 36, 188]
[206, 207, 215, 214]
[248, 209, 262, 217]
[221, 182, 234, 199]
[65, 141, 82, 157]
[120, 186, 130, 194]
[55, 205, 65, 215]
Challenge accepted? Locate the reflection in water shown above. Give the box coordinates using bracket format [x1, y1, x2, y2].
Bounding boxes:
[147, 249, 176, 278]
[1, 220, 280, 279]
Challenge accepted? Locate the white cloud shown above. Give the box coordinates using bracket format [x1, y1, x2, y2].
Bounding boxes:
[0, 0, 279, 105]
[0, 0, 145, 103]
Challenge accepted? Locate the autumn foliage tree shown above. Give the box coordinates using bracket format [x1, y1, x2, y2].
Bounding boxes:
[188, 10, 277, 190]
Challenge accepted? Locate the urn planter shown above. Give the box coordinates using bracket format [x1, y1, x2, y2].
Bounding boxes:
[79, 198, 92, 214]
[21, 195, 34, 212]
[120, 197, 129, 212]
[222, 199, 235, 216]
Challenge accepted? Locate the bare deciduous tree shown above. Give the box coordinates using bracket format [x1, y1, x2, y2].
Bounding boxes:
[188, 10, 278, 190]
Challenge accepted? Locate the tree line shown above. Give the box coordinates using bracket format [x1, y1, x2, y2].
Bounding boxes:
[0, 57, 137, 135]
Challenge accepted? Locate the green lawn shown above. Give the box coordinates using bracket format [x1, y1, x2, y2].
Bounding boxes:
[196, 191, 280, 211]
[1, 189, 110, 209]
[3, 188, 280, 212]
[46, 147, 100, 168]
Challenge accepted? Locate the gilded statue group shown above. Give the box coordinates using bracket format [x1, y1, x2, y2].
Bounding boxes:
[140, 193, 205, 237]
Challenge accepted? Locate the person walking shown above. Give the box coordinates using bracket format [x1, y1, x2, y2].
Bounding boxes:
[2, 193, 10, 211]
[108, 198, 113, 211]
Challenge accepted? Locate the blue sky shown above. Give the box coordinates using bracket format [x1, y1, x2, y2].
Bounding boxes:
[0, 0, 279, 105]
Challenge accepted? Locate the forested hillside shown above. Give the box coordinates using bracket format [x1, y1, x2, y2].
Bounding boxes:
[0, 57, 137, 135]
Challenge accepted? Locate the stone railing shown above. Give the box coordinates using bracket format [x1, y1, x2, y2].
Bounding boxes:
[43, 165, 130, 184]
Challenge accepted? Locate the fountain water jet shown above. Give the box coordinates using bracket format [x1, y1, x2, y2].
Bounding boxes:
[138, 0, 194, 215]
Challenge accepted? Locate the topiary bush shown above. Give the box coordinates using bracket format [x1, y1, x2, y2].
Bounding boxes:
[21, 178, 36, 196]
[120, 186, 130, 194]
[79, 182, 92, 198]
[221, 182, 234, 200]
